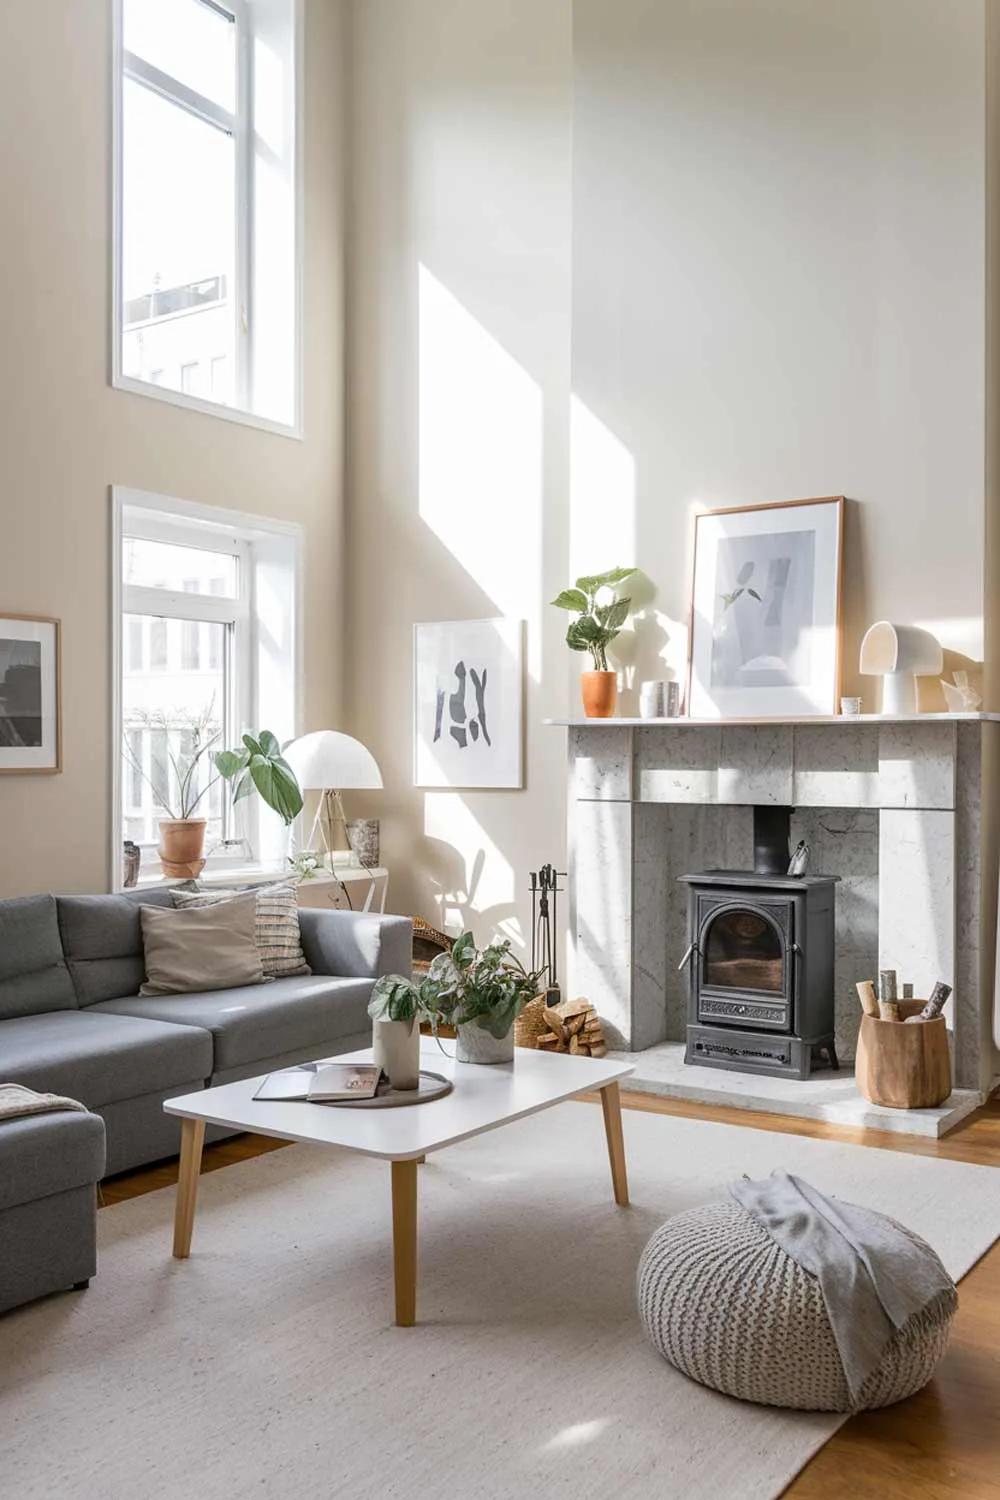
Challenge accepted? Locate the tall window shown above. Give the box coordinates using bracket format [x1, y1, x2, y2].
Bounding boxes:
[113, 0, 301, 433]
[113, 489, 302, 885]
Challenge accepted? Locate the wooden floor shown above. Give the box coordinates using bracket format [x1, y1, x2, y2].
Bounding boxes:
[101, 1090, 1000, 1500]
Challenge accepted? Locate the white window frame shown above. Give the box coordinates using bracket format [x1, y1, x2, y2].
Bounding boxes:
[110, 0, 304, 439]
[111, 486, 304, 891]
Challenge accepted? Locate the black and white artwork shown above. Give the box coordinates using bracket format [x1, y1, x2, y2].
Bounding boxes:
[414, 619, 523, 788]
[0, 616, 60, 772]
[689, 498, 843, 718]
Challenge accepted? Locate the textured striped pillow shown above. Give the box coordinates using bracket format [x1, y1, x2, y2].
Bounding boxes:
[170, 882, 311, 979]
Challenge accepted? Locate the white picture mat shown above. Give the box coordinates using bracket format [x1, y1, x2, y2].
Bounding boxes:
[414, 619, 523, 788]
[689, 500, 842, 719]
[0, 618, 59, 770]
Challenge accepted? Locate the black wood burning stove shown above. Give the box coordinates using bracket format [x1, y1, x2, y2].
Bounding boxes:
[679, 809, 839, 1080]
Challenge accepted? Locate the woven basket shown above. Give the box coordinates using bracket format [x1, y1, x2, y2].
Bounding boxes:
[514, 995, 550, 1049]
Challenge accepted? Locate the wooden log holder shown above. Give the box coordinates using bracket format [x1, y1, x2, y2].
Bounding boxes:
[855, 999, 952, 1109]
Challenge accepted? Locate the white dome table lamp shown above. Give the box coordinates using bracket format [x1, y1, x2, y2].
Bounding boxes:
[859, 622, 943, 715]
[282, 730, 383, 871]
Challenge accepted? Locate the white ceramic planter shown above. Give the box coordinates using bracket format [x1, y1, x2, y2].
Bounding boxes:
[456, 1021, 515, 1065]
[372, 1017, 420, 1090]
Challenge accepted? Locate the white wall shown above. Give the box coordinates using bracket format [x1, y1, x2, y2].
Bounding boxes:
[347, 0, 574, 955]
[573, 0, 987, 707]
[0, 0, 346, 896]
[348, 0, 992, 967]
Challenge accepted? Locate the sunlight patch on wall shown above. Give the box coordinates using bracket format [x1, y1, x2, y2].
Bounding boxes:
[422, 792, 523, 951]
[418, 266, 543, 677]
[569, 395, 636, 581]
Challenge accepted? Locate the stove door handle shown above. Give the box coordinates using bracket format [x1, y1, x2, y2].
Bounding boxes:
[678, 942, 698, 972]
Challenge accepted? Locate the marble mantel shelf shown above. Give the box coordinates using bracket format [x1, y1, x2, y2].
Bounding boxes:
[546, 711, 1000, 727]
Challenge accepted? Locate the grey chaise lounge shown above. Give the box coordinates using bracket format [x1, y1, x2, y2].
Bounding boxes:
[0, 1108, 106, 1315]
[0, 890, 411, 1177]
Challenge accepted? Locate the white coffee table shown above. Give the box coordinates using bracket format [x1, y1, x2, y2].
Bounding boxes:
[164, 1043, 635, 1326]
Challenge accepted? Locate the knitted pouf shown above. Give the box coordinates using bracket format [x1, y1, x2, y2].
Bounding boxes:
[637, 1200, 957, 1412]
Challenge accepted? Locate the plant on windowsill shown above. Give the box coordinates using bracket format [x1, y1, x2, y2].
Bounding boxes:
[121, 706, 222, 879]
[551, 566, 637, 718]
[373, 933, 545, 1067]
[213, 731, 305, 831]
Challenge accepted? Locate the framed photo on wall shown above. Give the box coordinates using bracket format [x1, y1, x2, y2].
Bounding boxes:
[687, 496, 844, 719]
[414, 619, 524, 789]
[0, 614, 61, 773]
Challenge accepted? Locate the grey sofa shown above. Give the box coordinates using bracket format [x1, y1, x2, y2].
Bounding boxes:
[0, 889, 411, 1176]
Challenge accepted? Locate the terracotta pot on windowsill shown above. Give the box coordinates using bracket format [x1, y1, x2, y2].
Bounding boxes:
[581, 670, 618, 718]
[158, 819, 207, 879]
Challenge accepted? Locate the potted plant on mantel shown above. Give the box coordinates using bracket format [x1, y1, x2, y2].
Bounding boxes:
[122, 708, 222, 879]
[552, 566, 637, 718]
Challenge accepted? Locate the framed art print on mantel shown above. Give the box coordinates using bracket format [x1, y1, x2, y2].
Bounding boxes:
[0, 614, 61, 773]
[687, 496, 844, 720]
[414, 619, 524, 789]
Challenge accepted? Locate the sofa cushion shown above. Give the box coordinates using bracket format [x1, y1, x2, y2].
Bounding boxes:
[0, 1010, 213, 1108]
[57, 890, 175, 1007]
[139, 894, 265, 996]
[0, 895, 78, 1020]
[92, 975, 374, 1073]
[0, 1109, 106, 1212]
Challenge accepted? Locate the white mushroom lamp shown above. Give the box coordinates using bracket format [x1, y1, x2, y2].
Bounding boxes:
[282, 730, 383, 870]
[859, 622, 943, 715]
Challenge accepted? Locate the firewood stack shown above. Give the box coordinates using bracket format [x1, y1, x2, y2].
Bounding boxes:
[536, 997, 608, 1058]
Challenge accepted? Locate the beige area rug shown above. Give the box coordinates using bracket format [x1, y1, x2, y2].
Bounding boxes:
[2, 1104, 1000, 1500]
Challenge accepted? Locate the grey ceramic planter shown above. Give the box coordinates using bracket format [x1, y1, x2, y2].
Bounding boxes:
[455, 1021, 515, 1065]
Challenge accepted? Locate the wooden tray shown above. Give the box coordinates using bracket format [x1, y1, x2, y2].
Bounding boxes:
[855, 1009, 951, 1109]
[328, 1070, 453, 1109]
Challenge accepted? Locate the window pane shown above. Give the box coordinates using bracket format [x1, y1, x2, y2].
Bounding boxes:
[124, 0, 236, 114]
[120, 79, 235, 404]
[123, 538, 238, 597]
[121, 613, 228, 851]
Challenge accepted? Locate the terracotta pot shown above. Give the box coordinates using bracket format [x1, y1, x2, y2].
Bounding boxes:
[581, 670, 618, 718]
[158, 819, 207, 879]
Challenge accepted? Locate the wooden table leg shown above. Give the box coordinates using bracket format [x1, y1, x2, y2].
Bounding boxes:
[600, 1082, 629, 1206]
[391, 1159, 418, 1326]
[172, 1118, 206, 1259]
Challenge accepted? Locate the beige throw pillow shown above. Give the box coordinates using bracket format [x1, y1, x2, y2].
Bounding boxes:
[170, 881, 311, 978]
[140, 893, 266, 996]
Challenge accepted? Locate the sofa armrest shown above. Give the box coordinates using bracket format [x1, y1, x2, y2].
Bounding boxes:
[297, 909, 412, 981]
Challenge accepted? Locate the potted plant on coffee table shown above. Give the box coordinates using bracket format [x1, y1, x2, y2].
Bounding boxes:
[368, 977, 426, 1090]
[421, 932, 545, 1064]
[551, 565, 637, 718]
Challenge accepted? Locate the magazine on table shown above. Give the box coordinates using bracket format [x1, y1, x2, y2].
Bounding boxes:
[253, 1061, 383, 1103]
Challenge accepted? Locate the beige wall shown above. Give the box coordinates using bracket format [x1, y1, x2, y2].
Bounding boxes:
[348, 0, 993, 971]
[346, 0, 574, 955]
[0, 0, 345, 898]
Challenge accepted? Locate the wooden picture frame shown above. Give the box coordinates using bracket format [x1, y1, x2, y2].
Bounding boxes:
[0, 614, 61, 773]
[686, 497, 844, 720]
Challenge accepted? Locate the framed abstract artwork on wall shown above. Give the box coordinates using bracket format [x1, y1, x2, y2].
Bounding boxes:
[686, 496, 844, 720]
[413, 619, 524, 789]
[0, 614, 61, 773]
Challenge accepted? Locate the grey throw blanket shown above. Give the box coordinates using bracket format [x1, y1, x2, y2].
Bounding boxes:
[0, 1083, 88, 1120]
[730, 1171, 956, 1402]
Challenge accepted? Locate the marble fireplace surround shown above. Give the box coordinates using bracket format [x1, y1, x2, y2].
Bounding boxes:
[555, 714, 1000, 1097]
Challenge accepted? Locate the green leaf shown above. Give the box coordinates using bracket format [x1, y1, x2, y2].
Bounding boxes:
[566, 614, 604, 644]
[256, 729, 282, 758]
[596, 597, 630, 632]
[214, 748, 249, 780]
[747, 589, 762, 602]
[241, 733, 262, 757]
[576, 566, 636, 593]
[368, 975, 421, 1022]
[551, 588, 589, 613]
[232, 770, 255, 804]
